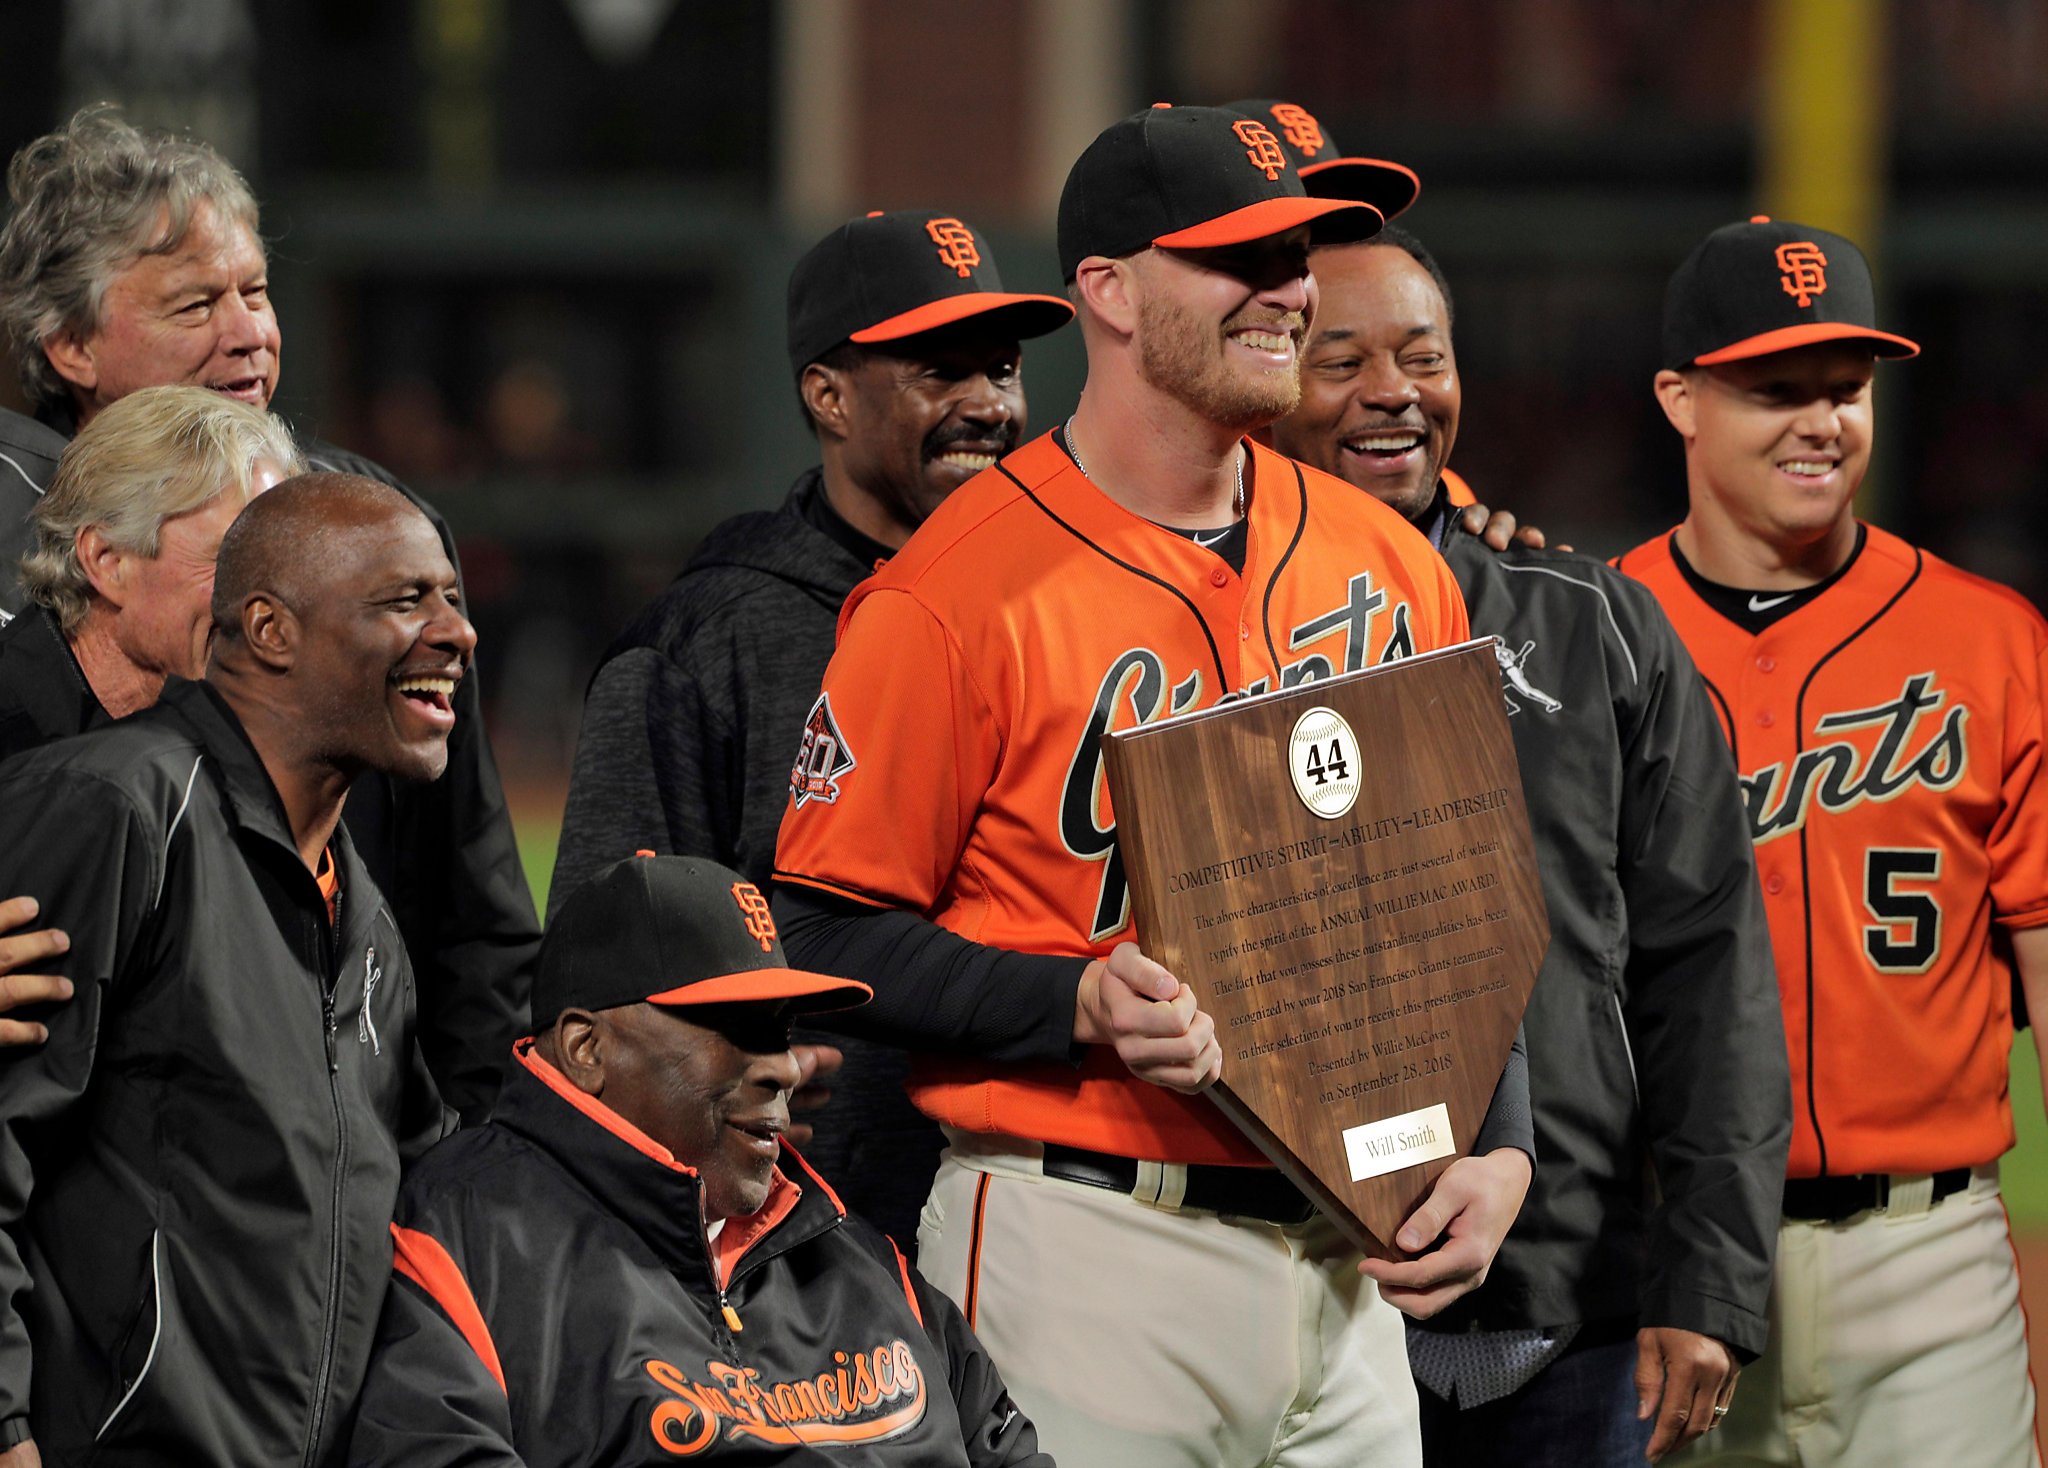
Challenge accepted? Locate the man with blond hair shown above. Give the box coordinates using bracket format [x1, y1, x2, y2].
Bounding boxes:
[0, 384, 299, 756]
[0, 104, 536, 1119]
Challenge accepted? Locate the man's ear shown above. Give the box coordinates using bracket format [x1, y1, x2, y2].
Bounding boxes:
[40, 330, 98, 396]
[1652, 369, 1697, 441]
[550, 1009, 605, 1096]
[1073, 257, 1138, 339]
[74, 525, 131, 609]
[801, 362, 851, 445]
[239, 591, 298, 672]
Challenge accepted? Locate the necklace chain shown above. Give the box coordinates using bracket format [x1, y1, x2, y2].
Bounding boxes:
[1064, 416, 1245, 519]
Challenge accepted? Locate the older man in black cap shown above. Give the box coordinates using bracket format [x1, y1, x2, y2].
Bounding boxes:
[349, 852, 1051, 1467]
[551, 211, 1072, 1250]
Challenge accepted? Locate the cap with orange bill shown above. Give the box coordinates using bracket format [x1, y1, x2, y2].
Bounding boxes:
[786, 209, 1074, 381]
[1222, 98, 1421, 224]
[1663, 216, 1920, 370]
[530, 852, 871, 1031]
[1056, 103, 1383, 281]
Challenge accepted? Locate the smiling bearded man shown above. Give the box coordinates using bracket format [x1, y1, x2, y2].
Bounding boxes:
[770, 105, 1534, 1468]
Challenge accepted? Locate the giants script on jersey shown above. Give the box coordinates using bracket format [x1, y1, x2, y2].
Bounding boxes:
[1062, 573, 1418, 940]
[1741, 672, 1967, 844]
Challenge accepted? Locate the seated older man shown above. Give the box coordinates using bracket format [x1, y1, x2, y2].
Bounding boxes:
[348, 853, 1052, 1468]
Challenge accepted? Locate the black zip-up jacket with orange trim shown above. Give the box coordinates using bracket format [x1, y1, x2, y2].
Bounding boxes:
[347, 1043, 1051, 1468]
[0, 403, 538, 1125]
[0, 677, 449, 1465]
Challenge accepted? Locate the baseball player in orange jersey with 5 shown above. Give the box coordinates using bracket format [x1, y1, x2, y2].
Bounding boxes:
[1615, 217, 2048, 1467]
[772, 106, 1537, 1467]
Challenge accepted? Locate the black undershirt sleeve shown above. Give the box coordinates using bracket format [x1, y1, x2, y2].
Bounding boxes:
[773, 883, 1087, 1066]
[1470, 1024, 1533, 1159]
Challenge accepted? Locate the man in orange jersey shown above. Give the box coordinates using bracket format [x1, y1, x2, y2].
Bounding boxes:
[1615, 218, 2048, 1468]
[773, 105, 1534, 1467]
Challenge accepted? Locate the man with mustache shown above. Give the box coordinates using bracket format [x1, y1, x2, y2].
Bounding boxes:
[772, 106, 1534, 1466]
[1268, 226, 1788, 1465]
[0, 104, 537, 1123]
[551, 209, 1071, 1250]
[348, 852, 1052, 1467]
[0, 474, 458, 1466]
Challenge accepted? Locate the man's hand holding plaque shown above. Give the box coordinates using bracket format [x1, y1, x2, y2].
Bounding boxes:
[1073, 942, 1224, 1094]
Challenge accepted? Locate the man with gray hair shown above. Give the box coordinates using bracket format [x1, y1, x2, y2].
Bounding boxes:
[0, 384, 299, 758]
[0, 104, 538, 1121]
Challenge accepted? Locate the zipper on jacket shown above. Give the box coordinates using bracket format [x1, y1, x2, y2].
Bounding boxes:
[299, 919, 351, 1467]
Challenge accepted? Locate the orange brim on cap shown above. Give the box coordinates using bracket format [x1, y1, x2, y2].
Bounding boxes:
[850, 291, 1075, 344]
[1154, 195, 1380, 251]
[1694, 321, 1920, 366]
[647, 969, 873, 1012]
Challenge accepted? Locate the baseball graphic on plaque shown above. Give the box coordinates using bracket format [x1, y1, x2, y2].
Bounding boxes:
[1100, 640, 1548, 1257]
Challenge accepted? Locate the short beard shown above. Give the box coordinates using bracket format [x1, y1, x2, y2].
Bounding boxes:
[1136, 293, 1301, 432]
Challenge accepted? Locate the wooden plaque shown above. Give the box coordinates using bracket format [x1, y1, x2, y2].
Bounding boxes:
[1101, 640, 1548, 1257]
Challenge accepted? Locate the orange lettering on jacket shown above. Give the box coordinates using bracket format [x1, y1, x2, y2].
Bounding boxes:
[645, 1339, 927, 1455]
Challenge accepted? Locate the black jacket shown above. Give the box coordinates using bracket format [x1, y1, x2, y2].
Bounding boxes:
[348, 1042, 1051, 1468]
[0, 606, 107, 757]
[553, 469, 940, 1247]
[0, 678, 448, 1465]
[1416, 528, 1790, 1357]
[0, 404, 538, 1123]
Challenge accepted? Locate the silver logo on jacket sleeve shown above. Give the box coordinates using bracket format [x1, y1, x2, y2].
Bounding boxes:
[359, 946, 383, 1054]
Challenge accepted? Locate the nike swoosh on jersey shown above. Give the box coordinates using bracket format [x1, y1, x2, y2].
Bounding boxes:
[1748, 592, 1794, 611]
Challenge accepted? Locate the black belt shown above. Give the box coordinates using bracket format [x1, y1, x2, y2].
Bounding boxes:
[1040, 1143, 1317, 1226]
[1781, 1168, 1972, 1222]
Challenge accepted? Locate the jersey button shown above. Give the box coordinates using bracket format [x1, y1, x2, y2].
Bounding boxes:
[1239, 623, 1251, 641]
[1209, 566, 1229, 588]
[1765, 873, 1785, 895]
[1757, 710, 1776, 728]
[1756, 655, 1777, 673]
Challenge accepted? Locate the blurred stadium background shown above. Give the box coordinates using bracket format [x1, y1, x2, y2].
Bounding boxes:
[8, 0, 2048, 1404]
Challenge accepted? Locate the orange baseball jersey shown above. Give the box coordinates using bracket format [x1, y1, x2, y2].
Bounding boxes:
[1616, 524, 2048, 1178]
[775, 431, 1470, 1165]
[1441, 466, 1476, 508]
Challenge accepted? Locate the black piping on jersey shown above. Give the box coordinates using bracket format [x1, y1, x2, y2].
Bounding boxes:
[997, 456, 1229, 691]
[1788, 546, 1924, 1176]
[770, 867, 906, 911]
[1258, 457, 1311, 675]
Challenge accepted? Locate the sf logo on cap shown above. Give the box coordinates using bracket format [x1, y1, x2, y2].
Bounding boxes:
[731, 881, 777, 953]
[1269, 104, 1324, 158]
[1233, 119, 1289, 181]
[1776, 241, 1828, 309]
[926, 218, 982, 279]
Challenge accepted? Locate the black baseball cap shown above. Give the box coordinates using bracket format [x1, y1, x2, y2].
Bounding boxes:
[531, 852, 871, 1030]
[1663, 216, 1920, 370]
[1223, 99, 1421, 223]
[787, 209, 1074, 380]
[1056, 104, 1382, 282]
